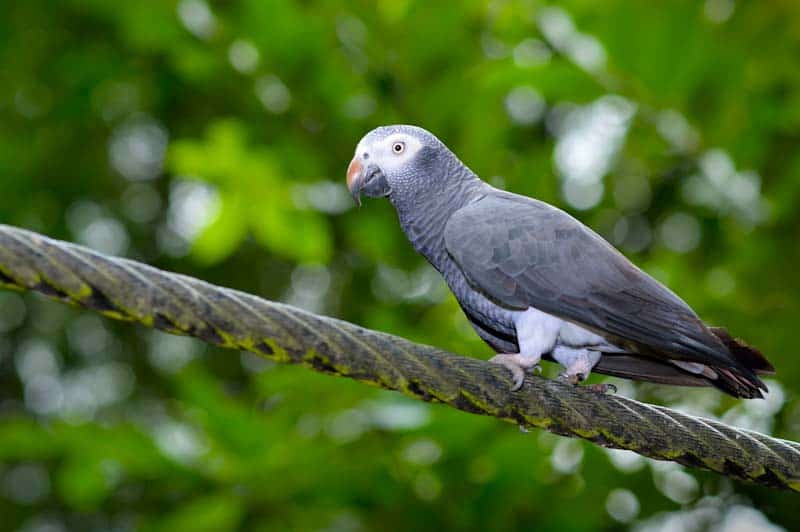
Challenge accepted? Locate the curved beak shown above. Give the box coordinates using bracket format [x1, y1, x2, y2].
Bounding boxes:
[346, 158, 390, 206]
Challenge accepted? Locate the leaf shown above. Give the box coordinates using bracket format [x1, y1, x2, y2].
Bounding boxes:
[56, 457, 112, 511]
[250, 205, 332, 263]
[191, 191, 249, 265]
[150, 493, 245, 532]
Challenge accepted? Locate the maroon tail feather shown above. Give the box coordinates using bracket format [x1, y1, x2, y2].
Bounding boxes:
[710, 327, 775, 375]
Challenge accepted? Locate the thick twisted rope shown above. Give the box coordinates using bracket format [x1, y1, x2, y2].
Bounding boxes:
[0, 225, 798, 491]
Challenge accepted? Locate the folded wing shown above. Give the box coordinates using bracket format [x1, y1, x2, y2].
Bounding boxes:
[444, 192, 771, 397]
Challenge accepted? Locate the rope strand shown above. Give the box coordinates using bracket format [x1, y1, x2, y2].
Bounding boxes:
[0, 224, 798, 491]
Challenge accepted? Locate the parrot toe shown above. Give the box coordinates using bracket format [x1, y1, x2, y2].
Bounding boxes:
[489, 353, 539, 391]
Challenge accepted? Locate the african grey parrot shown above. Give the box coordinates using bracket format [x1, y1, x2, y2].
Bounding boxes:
[346, 125, 774, 398]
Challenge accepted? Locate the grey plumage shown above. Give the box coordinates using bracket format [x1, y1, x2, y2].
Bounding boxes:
[347, 125, 774, 398]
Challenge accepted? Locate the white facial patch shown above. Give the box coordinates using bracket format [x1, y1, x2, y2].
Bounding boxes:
[355, 133, 424, 173]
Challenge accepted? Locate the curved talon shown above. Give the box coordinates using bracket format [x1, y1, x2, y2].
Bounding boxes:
[510, 369, 524, 391]
[558, 371, 617, 394]
[586, 383, 617, 394]
[559, 372, 583, 386]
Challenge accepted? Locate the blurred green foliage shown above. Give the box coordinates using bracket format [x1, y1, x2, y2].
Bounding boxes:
[1, 0, 799, 531]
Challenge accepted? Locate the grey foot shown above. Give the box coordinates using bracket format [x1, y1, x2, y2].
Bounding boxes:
[553, 347, 602, 388]
[489, 353, 541, 391]
[559, 371, 586, 386]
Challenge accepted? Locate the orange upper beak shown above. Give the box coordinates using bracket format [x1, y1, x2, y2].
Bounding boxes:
[346, 157, 364, 206]
[346, 158, 363, 191]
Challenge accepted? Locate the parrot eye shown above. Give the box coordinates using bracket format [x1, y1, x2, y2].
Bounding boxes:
[391, 142, 405, 154]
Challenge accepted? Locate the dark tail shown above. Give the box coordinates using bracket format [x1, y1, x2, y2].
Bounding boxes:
[709, 327, 774, 399]
[710, 327, 774, 373]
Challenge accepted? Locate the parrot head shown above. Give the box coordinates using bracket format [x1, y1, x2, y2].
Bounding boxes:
[346, 125, 455, 206]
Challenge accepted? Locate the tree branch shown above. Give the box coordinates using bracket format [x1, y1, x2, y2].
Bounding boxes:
[0, 224, 798, 491]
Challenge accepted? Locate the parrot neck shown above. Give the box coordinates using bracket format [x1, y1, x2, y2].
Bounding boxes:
[391, 164, 488, 270]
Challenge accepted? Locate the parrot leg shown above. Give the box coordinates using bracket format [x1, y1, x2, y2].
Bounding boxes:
[489, 353, 541, 391]
[492, 307, 558, 390]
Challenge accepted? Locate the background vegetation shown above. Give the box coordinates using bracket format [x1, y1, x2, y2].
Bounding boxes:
[1, 1, 799, 530]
